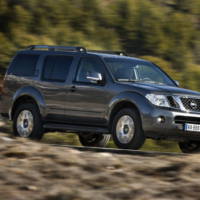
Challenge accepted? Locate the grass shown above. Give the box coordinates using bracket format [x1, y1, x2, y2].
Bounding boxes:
[42, 132, 81, 145]
[42, 132, 180, 153]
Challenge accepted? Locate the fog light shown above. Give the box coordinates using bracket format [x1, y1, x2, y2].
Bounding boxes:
[157, 116, 165, 123]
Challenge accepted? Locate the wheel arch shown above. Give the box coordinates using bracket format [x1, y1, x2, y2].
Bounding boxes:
[108, 100, 142, 130]
[10, 87, 46, 120]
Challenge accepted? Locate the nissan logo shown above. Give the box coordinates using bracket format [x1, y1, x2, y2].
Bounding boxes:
[190, 101, 198, 109]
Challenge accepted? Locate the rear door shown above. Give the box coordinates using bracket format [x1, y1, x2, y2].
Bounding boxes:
[37, 54, 74, 122]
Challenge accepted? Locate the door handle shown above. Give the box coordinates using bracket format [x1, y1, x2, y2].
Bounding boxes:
[70, 85, 76, 92]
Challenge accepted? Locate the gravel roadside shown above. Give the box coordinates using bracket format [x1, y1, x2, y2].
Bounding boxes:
[0, 132, 199, 200]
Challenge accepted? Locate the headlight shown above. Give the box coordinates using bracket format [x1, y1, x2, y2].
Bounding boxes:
[145, 94, 170, 107]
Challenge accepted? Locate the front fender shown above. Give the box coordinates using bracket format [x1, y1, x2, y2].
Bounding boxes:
[106, 91, 154, 124]
[10, 86, 46, 118]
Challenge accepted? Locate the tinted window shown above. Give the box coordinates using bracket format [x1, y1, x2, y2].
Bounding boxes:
[76, 57, 104, 83]
[42, 55, 73, 82]
[9, 54, 39, 76]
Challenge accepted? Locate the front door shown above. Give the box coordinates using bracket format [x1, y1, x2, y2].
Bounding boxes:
[65, 56, 112, 126]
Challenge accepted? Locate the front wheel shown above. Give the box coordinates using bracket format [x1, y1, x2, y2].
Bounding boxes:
[111, 108, 145, 149]
[179, 141, 200, 153]
[79, 133, 110, 147]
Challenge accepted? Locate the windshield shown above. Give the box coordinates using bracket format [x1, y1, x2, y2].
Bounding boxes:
[104, 58, 176, 86]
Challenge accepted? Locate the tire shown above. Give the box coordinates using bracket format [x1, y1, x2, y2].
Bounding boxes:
[179, 141, 200, 153]
[79, 133, 110, 147]
[111, 108, 145, 149]
[13, 103, 44, 140]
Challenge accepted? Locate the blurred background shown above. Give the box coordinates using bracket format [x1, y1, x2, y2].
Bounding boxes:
[0, 0, 200, 152]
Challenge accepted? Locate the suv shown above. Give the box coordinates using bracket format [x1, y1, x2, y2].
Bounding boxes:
[1, 45, 200, 153]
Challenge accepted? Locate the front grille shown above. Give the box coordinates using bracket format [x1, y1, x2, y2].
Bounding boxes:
[180, 97, 200, 112]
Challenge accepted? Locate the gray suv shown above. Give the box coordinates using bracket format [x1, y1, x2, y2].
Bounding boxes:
[1, 45, 200, 153]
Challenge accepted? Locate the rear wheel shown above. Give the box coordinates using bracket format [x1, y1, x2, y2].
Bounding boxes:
[111, 108, 145, 149]
[179, 141, 200, 153]
[13, 103, 44, 140]
[79, 133, 110, 147]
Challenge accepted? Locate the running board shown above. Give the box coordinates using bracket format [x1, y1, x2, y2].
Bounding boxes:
[43, 123, 109, 134]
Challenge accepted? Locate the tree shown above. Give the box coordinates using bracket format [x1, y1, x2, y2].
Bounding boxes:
[0, 32, 15, 72]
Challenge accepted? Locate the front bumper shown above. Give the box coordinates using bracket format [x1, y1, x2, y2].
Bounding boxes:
[142, 107, 200, 141]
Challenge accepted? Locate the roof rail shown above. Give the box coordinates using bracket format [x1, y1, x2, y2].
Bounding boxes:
[27, 45, 86, 52]
[88, 50, 127, 56]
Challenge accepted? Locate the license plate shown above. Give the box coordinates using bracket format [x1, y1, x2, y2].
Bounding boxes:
[184, 123, 200, 132]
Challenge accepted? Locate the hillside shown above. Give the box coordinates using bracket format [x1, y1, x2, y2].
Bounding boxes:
[0, 126, 200, 199]
[0, 0, 200, 89]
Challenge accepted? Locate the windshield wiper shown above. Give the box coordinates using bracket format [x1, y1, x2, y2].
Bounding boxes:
[140, 80, 165, 85]
[117, 79, 165, 85]
[117, 79, 140, 82]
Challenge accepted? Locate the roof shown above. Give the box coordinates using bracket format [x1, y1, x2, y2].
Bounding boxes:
[87, 51, 148, 62]
[19, 45, 148, 63]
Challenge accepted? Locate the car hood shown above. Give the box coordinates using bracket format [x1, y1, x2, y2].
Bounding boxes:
[124, 82, 200, 96]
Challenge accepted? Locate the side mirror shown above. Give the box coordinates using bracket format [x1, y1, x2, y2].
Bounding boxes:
[86, 72, 104, 84]
[174, 80, 180, 86]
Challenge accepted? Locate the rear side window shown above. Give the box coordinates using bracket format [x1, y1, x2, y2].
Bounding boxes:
[9, 54, 39, 76]
[42, 55, 73, 82]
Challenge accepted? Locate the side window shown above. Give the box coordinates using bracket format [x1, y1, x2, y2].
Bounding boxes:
[76, 57, 104, 83]
[9, 54, 39, 76]
[42, 55, 73, 82]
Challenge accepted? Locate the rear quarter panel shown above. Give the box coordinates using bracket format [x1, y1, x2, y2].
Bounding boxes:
[1, 75, 46, 119]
